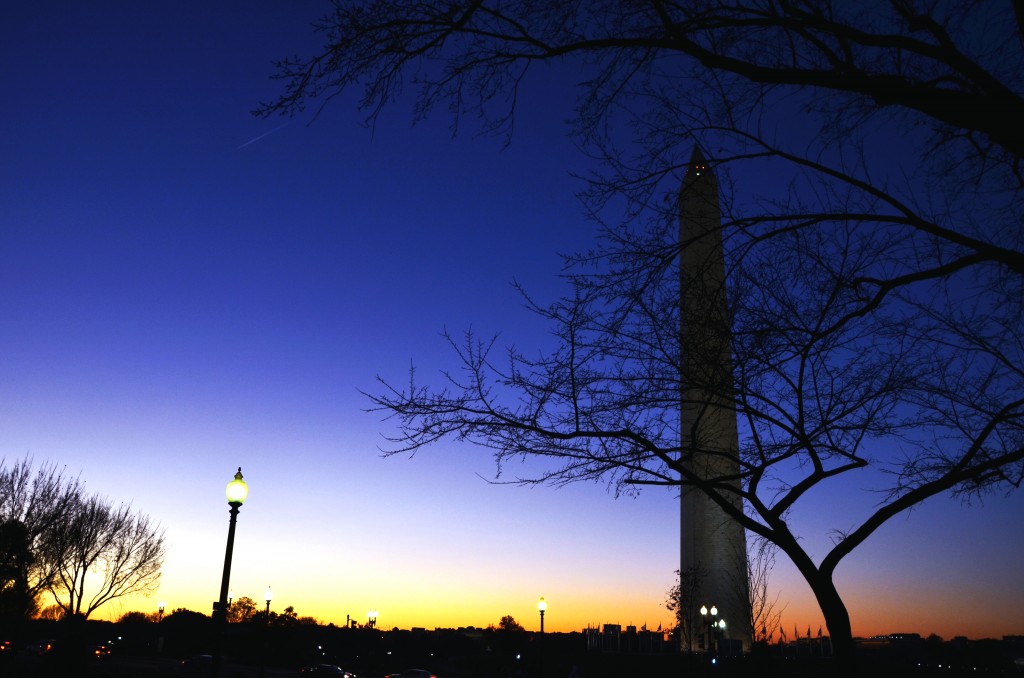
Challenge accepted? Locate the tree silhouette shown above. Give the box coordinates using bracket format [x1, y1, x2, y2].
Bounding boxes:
[261, 4, 1024, 674]
[665, 565, 706, 652]
[0, 520, 35, 623]
[497, 615, 524, 632]
[0, 457, 82, 617]
[228, 595, 257, 623]
[47, 494, 165, 619]
[116, 610, 152, 624]
[746, 537, 783, 645]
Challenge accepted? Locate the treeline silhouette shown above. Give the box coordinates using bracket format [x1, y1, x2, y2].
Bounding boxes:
[3, 612, 1021, 678]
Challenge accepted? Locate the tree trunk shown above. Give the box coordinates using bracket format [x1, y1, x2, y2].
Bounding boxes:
[806, 572, 858, 678]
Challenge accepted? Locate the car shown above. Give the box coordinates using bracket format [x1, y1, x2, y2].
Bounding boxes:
[385, 670, 438, 678]
[300, 664, 356, 677]
[27, 639, 57, 655]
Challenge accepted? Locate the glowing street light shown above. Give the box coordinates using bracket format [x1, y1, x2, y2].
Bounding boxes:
[537, 597, 547, 634]
[367, 609, 378, 629]
[214, 468, 248, 676]
[217, 468, 248, 615]
[157, 601, 166, 622]
[264, 586, 273, 621]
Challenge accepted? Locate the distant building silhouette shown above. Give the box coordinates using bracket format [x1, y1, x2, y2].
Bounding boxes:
[678, 147, 752, 651]
[583, 624, 674, 654]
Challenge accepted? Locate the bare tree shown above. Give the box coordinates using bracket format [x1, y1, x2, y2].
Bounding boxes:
[0, 457, 82, 619]
[665, 564, 707, 652]
[48, 495, 165, 619]
[746, 536, 783, 645]
[260, 4, 1024, 675]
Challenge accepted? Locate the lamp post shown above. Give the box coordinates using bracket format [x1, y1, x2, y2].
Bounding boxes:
[537, 597, 547, 677]
[157, 601, 167, 656]
[214, 468, 248, 677]
[367, 609, 378, 629]
[260, 586, 273, 678]
[699, 604, 718, 656]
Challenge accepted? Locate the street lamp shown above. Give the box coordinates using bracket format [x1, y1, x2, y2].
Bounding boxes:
[265, 586, 273, 622]
[156, 601, 167, 656]
[537, 597, 548, 677]
[214, 468, 248, 677]
[217, 469, 249, 620]
[700, 604, 719, 655]
[367, 609, 378, 629]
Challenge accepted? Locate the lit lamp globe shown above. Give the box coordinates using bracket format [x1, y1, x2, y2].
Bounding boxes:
[226, 469, 248, 506]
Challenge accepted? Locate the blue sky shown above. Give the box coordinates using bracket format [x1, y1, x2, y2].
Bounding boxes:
[2, 2, 1022, 637]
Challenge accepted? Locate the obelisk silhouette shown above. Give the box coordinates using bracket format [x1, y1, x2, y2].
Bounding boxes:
[678, 147, 751, 652]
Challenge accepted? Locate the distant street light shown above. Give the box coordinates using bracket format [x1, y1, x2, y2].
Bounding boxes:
[265, 586, 273, 622]
[537, 597, 547, 677]
[156, 601, 167, 656]
[214, 468, 248, 677]
[367, 609, 378, 629]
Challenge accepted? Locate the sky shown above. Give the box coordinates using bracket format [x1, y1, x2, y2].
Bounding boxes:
[2, 2, 1022, 640]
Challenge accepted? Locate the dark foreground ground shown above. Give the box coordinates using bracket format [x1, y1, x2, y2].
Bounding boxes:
[4, 650, 1023, 678]
[3, 620, 1021, 678]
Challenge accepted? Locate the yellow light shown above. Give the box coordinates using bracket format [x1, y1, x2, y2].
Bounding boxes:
[710, 605, 718, 616]
[226, 468, 248, 506]
[700, 605, 708, 616]
[538, 597, 547, 612]
[265, 586, 273, 603]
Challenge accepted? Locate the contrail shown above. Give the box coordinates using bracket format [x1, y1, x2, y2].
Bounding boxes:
[236, 120, 294, 150]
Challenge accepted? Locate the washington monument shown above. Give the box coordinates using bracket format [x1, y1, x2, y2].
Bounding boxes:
[678, 147, 752, 651]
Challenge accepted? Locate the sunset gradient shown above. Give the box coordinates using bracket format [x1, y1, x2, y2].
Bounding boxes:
[2, 1, 1021, 641]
